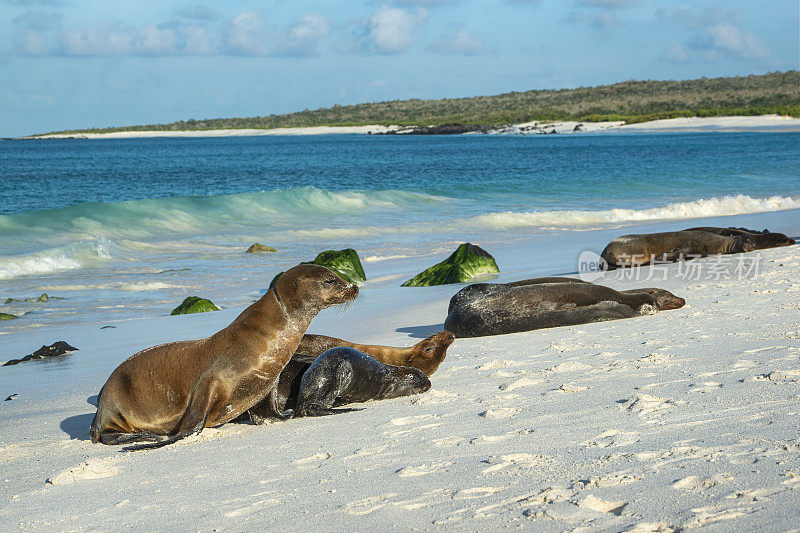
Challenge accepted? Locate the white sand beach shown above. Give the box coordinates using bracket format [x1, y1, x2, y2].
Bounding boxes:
[27, 115, 800, 139]
[2, 219, 799, 530]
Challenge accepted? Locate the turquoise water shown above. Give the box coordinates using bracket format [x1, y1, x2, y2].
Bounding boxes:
[0, 132, 798, 329]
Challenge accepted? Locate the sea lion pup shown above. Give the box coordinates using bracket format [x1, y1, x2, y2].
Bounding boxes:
[294, 347, 431, 417]
[683, 227, 795, 249]
[89, 264, 358, 450]
[296, 331, 455, 376]
[600, 230, 756, 268]
[444, 281, 685, 338]
[240, 332, 454, 422]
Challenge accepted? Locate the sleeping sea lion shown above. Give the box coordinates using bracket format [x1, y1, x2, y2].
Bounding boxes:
[683, 227, 795, 249]
[601, 230, 755, 268]
[294, 347, 431, 417]
[444, 280, 685, 338]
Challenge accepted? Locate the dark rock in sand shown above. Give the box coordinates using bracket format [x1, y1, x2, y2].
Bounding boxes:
[402, 243, 499, 287]
[170, 296, 219, 315]
[3, 341, 78, 366]
[246, 243, 278, 253]
[270, 248, 366, 288]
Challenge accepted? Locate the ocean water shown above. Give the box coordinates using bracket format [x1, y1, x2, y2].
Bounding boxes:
[1, 132, 799, 332]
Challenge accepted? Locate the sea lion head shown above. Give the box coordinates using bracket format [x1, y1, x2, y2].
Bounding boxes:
[634, 288, 686, 310]
[274, 264, 358, 312]
[383, 366, 431, 398]
[761, 232, 795, 247]
[407, 331, 455, 376]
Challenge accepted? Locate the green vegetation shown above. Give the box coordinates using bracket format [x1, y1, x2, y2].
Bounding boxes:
[245, 243, 278, 253]
[0, 313, 19, 320]
[402, 243, 499, 287]
[40, 71, 799, 135]
[171, 296, 219, 315]
[269, 248, 366, 289]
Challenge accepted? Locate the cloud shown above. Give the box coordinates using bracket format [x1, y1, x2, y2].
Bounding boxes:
[223, 10, 269, 55]
[660, 7, 769, 62]
[566, 0, 635, 31]
[55, 23, 179, 56]
[273, 12, 329, 57]
[367, 6, 428, 54]
[429, 27, 483, 55]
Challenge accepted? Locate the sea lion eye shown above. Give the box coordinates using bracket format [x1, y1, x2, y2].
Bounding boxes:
[424, 347, 434, 352]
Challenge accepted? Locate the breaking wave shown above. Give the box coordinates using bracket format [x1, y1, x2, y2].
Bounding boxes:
[469, 195, 800, 229]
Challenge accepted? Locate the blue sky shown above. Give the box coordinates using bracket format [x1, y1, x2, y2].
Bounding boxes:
[1, 0, 797, 136]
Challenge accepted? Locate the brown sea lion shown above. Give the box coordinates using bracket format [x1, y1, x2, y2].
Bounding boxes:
[294, 347, 431, 417]
[89, 264, 358, 449]
[444, 280, 685, 338]
[683, 227, 795, 249]
[241, 331, 454, 423]
[297, 331, 454, 376]
[601, 230, 755, 268]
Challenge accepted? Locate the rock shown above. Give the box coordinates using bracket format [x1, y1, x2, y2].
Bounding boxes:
[573, 123, 583, 131]
[170, 296, 219, 315]
[2, 341, 78, 366]
[270, 249, 366, 288]
[5, 394, 18, 401]
[245, 243, 277, 253]
[4, 298, 20, 304]
[402, 243, 500, 287]
[29, 293, 49, 302]
[0, 313, 19, 320]
[5, 293, 62, 304]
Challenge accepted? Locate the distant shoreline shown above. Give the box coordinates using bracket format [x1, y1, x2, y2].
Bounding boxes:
[20, 115, 800, 140]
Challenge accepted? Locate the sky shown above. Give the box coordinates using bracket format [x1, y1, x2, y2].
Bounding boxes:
[0, 0, 797, 137]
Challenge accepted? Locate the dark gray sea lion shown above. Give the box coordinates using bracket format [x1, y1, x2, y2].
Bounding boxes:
[601, 230, 755, 268]
[444, 280, 685, 338]
[294, 347, 431, 417]
[683, 227, 795, 249]
[89, 264, 358, 450]
[240, 331, 454, 423]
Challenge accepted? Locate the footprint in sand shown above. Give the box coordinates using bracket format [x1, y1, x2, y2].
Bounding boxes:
[390, 414, 438, 426]
[545, 361, 592, 373]
[452, 486, 507, 500]
[576, 494, 628, 515]
[410, 390, 458, 405]
[482, 453, 555, 474]
[582, 430, 640, 448]
[470, 429, 532, 445]
[688, 381, 722, 393]
[498, 377, 544, 391]
[224, 492, 282, 517]
[477, 359, 519, 370]
[47, 457, 120, 485]
[396, 461, 453, 478]
[620, 393, 677, 416]
[573, 471, 640, 488]
[479, 407, 522, 419]
[685, 504, 754, 527]
[344, 493, 399, 516]
[293, 452, 330, 469]
[672, 473, 732, 492]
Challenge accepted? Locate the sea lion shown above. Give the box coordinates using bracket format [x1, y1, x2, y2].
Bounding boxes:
[683, 227, 795, 249]
[601, 230, 755, 268]
[89, 264, 358, 449]
[294, 347, 431, 417]
[444, 280, 685, 338]
[240, 331, 454, 423]
[296, 331, 454, 376]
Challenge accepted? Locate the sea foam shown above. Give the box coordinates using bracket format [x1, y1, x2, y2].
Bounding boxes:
[469, 195, 800, 229]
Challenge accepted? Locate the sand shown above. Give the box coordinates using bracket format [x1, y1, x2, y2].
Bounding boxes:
[26, 115, 800, 139]
[1, 231, 799, 529]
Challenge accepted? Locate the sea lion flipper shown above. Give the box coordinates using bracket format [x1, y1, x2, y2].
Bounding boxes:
[123, 378, 221, 451]
[303, 405, 363, 417]
[250, 387, 294, 424]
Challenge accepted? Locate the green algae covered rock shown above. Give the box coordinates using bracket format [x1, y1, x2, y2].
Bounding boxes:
[171, 296, 219, 316]
[0, 313, 19, 320]
[402, 243, 499, 287]
[245, 243, 278, 253]
[269, 248, 366, 289]
[310, 249, 366, 285]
